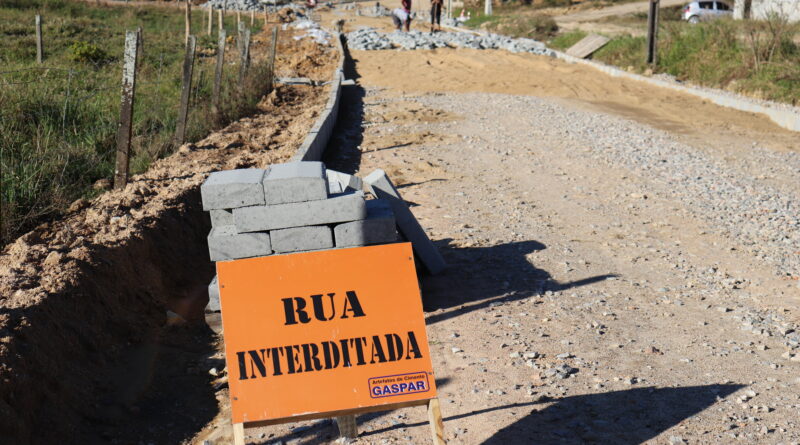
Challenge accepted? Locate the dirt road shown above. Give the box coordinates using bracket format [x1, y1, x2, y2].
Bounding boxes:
[4, 7, 800, 444]
[225, 14, 800, 443]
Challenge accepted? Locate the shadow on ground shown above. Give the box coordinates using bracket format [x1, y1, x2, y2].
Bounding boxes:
[421, 238, 616, 324]
[482, 385, 744, 444]
[250, 384, 741, 444]
[255, 377, 453, 444]
[323, 37, 364, 174]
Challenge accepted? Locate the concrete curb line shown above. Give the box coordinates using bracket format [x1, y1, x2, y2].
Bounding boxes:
[291, 31, 348, 161]
[441, 24, 800, 133]
[551, 50, 800, 132]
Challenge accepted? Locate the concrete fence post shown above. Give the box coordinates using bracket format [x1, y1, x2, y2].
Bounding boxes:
[175, 35, 197, 146]
[114, 31, 139, 190]
[35, 14, 43, 64]
[484, 0, 492, 16]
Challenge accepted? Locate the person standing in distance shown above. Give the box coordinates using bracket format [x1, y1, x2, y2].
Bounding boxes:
[430, 0, 443, 32]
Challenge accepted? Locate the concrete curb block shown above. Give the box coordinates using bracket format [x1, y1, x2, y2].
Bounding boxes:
[292, 31, 348, 162]
[441, 24, 800, 133]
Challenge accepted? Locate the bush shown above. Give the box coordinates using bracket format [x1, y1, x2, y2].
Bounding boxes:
[68, 41, 109, 65]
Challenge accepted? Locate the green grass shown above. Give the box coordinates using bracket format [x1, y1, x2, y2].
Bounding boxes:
[549, 29, 588, 50]
[0, 0, 269, 245]
[583, 19, 800, 103]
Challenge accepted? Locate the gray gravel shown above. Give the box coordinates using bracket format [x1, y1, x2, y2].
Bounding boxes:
[415, 92, 800, 353]
[201, 0, 300, 11]
[346, 27, 555, 55]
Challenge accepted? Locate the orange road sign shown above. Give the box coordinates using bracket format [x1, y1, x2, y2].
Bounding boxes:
[217, 242, 438, 424]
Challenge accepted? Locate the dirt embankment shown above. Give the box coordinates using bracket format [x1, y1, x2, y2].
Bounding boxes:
[0, 28, 337, 444]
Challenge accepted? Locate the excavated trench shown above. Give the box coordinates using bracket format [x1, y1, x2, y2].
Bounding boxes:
[0, 30, 339, 444]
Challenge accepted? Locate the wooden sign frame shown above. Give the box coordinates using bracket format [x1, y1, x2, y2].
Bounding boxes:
[232, 397, 445, 444]
[217, 243, 446, 444]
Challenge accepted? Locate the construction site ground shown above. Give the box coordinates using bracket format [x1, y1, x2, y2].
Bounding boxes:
[2, 5, 800, 445]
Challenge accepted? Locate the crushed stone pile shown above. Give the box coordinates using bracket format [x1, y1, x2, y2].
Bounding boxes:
[291, 19, 330, 44]
[346, 28, 554, 55]
[201, 0, 302, 11]
[202, 0, 263, 10]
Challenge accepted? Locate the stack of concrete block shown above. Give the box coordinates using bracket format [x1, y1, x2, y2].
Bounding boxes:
[201, 161, 399, 319]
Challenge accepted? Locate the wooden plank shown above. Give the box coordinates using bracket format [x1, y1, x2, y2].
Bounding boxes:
[174, 35, 196, 146]
[335, 415, 358, 439]
[243, 399, 430, 428]
[114, 31, 139, 190]
[212, 29, 226, 111]
[232, 422, 245, 445]
[427, 398, 446, 444]
[565, 33, 611, 59]
[35, 15, 43, 64]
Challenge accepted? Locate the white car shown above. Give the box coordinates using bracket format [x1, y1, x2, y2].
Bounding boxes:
[683, 0, 733, 23]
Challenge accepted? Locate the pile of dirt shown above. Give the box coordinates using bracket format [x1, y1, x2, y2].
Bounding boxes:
[0, 27, 337, 444]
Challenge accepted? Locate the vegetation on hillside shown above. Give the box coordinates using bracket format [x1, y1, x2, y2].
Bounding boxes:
[466, 6, 800, 105]
[0, 0, 267, 245]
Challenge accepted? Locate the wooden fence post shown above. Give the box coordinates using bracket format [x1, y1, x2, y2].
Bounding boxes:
[35, 14, 43, 64]
[484, 0, 492, 16]
[175, 35, 196, 146]
[213, 29, 226, 112]
[114, 31, 139, 190]
[185, 0, 192, 46]
[208, 5, 213, 35]
[221, 0, 227, 31]
[237, 9, 241, 29]
[263, 6, 268, 26]
[267, 26, 278, 91]
[250, 9, 254, 27]
[646, 0, 659, 65]
[239, 29, 250, 86]
[136, 26, 143, 70]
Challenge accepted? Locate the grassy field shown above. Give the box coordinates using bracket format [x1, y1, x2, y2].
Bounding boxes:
[0, 0, 267, 245]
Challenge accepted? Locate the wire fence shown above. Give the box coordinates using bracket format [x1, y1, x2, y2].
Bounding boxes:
[0, 11, 281, 246]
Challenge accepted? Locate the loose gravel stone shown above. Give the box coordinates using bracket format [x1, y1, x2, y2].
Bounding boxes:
[346, 27, 555, 56]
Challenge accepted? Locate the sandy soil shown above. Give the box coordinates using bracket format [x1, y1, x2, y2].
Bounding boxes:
[350, 48, 799, 156]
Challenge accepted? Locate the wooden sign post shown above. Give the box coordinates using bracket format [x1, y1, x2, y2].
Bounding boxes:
[217, 243, 445, 444]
